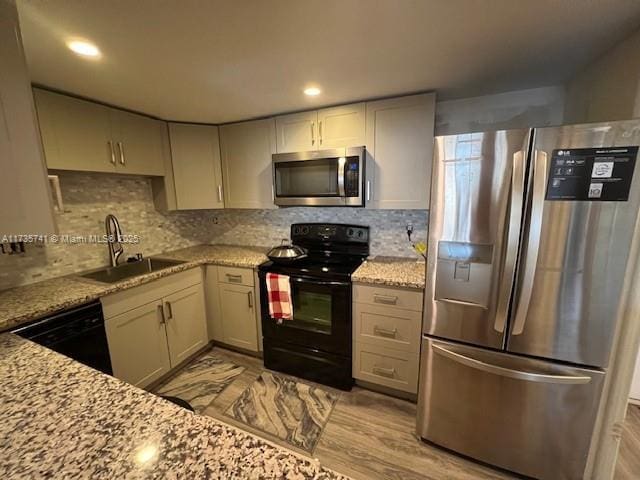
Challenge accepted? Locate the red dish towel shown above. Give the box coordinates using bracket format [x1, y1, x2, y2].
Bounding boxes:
[266, 272, 292, 321]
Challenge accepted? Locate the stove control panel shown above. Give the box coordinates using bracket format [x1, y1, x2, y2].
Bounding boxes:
[291, 223, 369, 243]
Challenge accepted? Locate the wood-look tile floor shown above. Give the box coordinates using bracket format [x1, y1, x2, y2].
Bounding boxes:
[615, 403, 640, 480]
[190, 346, 639, 480]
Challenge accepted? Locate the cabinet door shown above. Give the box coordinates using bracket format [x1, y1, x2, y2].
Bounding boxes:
[169, 123, 224, 209]
[275, 111, 317, 153]
[219, 283, 258, 351]
[0, 5, 56, 236]
[220, 118, 276, 209]
[111, 109, 165, 176]
[164, 284, 208, 366]
[105, 300, 171, 388]
[33, 88, 115, 173]
[317, 102, 365, 149]
[204, 266, 223, 342]
[365, 93, 435, 209]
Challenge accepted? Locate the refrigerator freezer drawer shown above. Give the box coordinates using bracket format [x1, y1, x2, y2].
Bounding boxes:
[417, 337, 605, 480]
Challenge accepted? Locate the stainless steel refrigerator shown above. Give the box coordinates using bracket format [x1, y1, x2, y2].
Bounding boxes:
[417, 121, 640, 480]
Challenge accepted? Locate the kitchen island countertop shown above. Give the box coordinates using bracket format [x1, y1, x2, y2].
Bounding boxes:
[0, 333, 347, 479]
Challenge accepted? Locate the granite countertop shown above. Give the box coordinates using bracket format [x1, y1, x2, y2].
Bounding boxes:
[352, 256, 426, 289]
[0, 333, 348, 480]
[162, 244, 269, 269]
[0, 244, 269, 332]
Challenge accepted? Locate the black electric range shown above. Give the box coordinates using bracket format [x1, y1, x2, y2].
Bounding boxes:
[258, 223, 370, 390]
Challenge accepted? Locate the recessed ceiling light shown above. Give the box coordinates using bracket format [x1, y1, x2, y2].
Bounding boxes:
[66, 40, 101, 58]
[304, 87, 321, 96]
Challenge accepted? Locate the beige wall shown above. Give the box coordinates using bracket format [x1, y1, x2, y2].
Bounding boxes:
[564, 29, 640, 123]
[435, 86, 565, 135]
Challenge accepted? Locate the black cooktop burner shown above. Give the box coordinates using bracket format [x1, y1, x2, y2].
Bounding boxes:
[259, 254, 364, 280]
[259, 223, 370, 280]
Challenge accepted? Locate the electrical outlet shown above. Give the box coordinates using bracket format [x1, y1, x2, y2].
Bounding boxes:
[406, 223, 414, 235]
[210, 216, 219, 225]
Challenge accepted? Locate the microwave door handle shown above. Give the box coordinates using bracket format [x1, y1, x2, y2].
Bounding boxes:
[494, 149, 525, 333]
[337, 157, 346, 196]
[512, 150, 547, 336]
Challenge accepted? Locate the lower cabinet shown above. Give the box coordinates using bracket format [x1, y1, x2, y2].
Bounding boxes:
[204, 265, 260, 352]
[105, 300, 171, 387]
[352, 283, 424, 394]
[102, 268, 207, 389]
[163, 284, 208, 366]
[219, 283, 258, 351]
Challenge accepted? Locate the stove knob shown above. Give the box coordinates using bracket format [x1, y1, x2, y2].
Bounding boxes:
[293, 226, 300, 235]
[347, 228, 354, 237]
[357, 230, 364, 238]
[302, 226, 310, 235]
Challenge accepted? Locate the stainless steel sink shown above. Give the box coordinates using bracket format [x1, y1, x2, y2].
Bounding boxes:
[78, 258, 186, 284]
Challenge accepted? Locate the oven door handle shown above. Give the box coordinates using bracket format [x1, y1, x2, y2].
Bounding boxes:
[290, 276, 350, 287]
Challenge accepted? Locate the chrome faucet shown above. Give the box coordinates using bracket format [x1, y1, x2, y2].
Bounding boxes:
[105, 214, 124, 267]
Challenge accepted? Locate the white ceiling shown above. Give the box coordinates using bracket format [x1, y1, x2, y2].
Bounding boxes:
[17, 0, 640, 123]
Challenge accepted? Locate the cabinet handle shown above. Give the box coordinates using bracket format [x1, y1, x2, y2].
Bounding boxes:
[157, 304, 166, 324]
[373, 294, 398, 305]
[164, 301, 173, 320]
[372, 366, 395, 378]
[319, 121, 323, 145]
[226, 273, 242, 283]
[108, 140, 116, 165]
[366, 180, 371, 202]
[217, 185, 223, 202]
[373, 326, 398, 338]
[247, 291, 253, 308]
[117, 141, 125, 165]
[310, 122, 315, 146]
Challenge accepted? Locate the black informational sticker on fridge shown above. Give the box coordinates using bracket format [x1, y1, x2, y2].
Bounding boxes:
[545, 146, 638, 201]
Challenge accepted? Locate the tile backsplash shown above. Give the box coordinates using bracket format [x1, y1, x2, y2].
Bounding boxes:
[0, 172, 427, 290]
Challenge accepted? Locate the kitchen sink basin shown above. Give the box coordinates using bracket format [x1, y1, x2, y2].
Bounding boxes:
[78, 258, 186, 284]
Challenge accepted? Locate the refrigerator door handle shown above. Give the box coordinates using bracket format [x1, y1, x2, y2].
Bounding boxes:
[512, 149, 547, 335]
[432, 344, 591, 385]
[494, 149, 526, 333]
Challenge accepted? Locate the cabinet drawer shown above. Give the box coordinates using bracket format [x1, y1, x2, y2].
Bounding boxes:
[217, 266, 254, 286]
[354, 303, 422, 353]
[354, 284, 423, 311]
[353, 343, 418, 393]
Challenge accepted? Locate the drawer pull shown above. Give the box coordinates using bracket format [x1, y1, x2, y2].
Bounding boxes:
[373, 326, 398, 338]
[373, 294, 398, 305]
[226, 274, 242, 283]
[372, 366, 396, 378]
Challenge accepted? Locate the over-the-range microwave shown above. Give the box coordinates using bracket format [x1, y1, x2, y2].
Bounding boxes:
[272, 146, 365, 207]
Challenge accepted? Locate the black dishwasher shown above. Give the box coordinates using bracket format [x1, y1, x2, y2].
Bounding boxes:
[11, 301, 113, 375]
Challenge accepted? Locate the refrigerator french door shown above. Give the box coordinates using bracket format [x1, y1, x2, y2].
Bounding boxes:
[418, 121, 640, 480]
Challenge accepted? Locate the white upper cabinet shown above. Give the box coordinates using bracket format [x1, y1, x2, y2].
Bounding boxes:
[111, 109, 165, 176]
[34, 89, 115, 173]
[33, 88, 166, 176]
[167, 123, 224, 209]
[220, 118, 276, 209]
[275, 102, 365, 153]
[275, 111, 317, 153]
[365, 93, 435, 209]
[317, 103, 365, 149]
[0, 2, 56, 236]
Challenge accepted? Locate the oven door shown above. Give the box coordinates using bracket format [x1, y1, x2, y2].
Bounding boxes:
[261, 273, 352, 355]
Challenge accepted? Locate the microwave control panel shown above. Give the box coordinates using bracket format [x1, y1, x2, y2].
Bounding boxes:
[345, 157, 360, 197]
